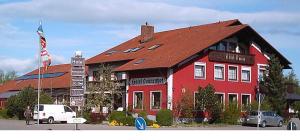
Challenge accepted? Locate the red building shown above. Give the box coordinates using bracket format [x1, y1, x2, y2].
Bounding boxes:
[86, 19, 291, 116]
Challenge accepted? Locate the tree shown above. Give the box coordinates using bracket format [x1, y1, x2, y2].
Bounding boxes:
[284, 69, 300, 94]
[260, 55, 286, 115]
[174, 89, 194, 119]
[196, 84, 222, 123]
[0, 70, 17, 84]
[86, 64, 122, 113]
[5, 86, 53, 119]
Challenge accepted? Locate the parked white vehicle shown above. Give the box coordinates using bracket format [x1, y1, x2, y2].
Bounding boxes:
[33, 104, 76, 124]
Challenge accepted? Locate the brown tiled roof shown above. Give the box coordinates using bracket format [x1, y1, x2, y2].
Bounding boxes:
[86, 19, 245, 70]
[86, 19, 291, 71]
[0, 64, 71, 94]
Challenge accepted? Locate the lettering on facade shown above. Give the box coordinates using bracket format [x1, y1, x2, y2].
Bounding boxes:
[208, 51, 254, 65]
[129, 77, 166, 86]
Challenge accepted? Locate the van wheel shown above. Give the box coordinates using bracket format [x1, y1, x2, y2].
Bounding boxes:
[261, 121, 266, 128]
[278, 121, 283, 127]
[48, 117, 54, 124]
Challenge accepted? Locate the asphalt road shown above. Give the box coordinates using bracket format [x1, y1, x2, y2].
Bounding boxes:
[0, 119, 288, 130]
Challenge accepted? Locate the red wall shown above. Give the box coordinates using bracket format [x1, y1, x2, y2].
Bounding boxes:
[173, 45, 269, 108]
[128, 69, 168, 115]
[127, 45, 269, 115]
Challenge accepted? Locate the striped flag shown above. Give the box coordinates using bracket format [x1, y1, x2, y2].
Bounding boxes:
[37, 22, 51, 70]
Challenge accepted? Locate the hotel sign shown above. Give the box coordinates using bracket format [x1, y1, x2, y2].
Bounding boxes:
[130, 77, 166, 86]
[208, 51, 254, 65]
[70, 56, 85, 107]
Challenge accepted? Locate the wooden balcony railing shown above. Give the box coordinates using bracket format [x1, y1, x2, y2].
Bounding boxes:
[208, 50, 255, 65]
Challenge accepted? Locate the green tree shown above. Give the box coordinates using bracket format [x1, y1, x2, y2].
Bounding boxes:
[196, 84, 222, 123]
[260, 55, 286, 115]
[0, 70, 17, 84]
[86, 64, 122, 113]
[285, 69, 300, 94]
[5, 86, 53, 119]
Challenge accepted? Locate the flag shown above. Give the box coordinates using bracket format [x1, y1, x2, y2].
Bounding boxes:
[37, 22, 51, 70]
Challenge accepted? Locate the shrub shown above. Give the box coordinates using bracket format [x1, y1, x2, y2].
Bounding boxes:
[0, 109, 9, 119]
[83, 111, 92, 124]
[196, 84, 222, 123]
[5, 86, 53, 119]
[221, 103, 240, 125]
[120, 115, 135, 126]
[108, 111, 126, 123]
[156, 109, 173, 126]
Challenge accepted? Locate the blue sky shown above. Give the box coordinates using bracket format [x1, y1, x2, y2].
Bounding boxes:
[0, 0, 299, 79]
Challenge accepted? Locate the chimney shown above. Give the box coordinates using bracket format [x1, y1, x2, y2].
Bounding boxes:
[141, 22, 154, 43]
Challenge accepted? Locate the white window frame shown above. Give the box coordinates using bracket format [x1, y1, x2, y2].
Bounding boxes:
[194, 62, 206, 80]
[228, 65, 239, 82]
[241, 66, 251, 83]
[214, 64, 225, 81]
[241, 93, 251, 112]
[257, 64, 268, 81]
[228, 93, 239, 107]
[215, 92, 225, 110]
[150, 91, 162, 110]
[133, 91, 144, 110]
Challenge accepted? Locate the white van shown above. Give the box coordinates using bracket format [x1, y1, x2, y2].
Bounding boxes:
[33, 104, 76, 124]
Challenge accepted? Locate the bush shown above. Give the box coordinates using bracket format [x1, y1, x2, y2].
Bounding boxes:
[138, 111, 154, 126]
[156, 109, 173, 126]
[108, 111, 126, 123]
[221, 103, 240, 125]
[83, 111, 92, 124]
[5, 86, 53, 119]
[120, 115, 135, 126]
[0, 109, 9, 119]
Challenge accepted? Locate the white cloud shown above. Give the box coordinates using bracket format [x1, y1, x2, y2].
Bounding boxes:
[0, 54, 68, 76]
[0, 0, 299, 28]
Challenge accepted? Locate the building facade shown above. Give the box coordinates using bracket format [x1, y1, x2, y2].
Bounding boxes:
[87, 20, 291, 116]
[0, 64, 73, 108]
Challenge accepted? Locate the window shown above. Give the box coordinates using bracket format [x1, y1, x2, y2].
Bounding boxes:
[227, 42, 237, 52]
[134, 59, 145, 64]
[241, 66, 251, 82]
[214, 64, 225, 80]
[106, 50, 117, 55]
[258, 64, 268, 81]
[228, 66, 238, 81]
[194, 62, 206, 79]
[215, 92, 225, 109]
[150, 91, 161, 110]
[64, 106, 73, 112]
[241, 94, 251, 111]
[133, 92, 143, 109]
[228, 94, 238, 105]
[148, 44, 160, 50]
[218, 41, 227, 51]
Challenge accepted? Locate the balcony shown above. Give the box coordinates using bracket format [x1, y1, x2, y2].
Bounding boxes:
[208, 50, 254, 65]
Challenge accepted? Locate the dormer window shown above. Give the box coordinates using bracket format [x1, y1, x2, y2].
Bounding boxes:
[106, 50, 117, 55]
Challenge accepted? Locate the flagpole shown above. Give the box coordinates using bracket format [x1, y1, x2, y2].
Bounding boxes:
[37, 20, 42, 125]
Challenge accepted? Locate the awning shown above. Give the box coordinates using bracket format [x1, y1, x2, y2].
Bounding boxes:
[0, 91, 19, 99]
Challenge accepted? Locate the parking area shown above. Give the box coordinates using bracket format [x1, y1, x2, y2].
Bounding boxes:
[0, 119, 288, 130]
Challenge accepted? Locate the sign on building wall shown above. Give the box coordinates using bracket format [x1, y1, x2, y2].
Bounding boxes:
[70, 52, 85, 107]
[208, 51, 254, 65]
[129, 77, 166, 86]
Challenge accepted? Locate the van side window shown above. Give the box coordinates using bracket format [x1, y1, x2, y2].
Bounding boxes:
[64, 106, 73, 112]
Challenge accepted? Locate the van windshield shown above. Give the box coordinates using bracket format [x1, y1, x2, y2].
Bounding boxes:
[34, 105, 44, 111]
[250, 111, 258, 116]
